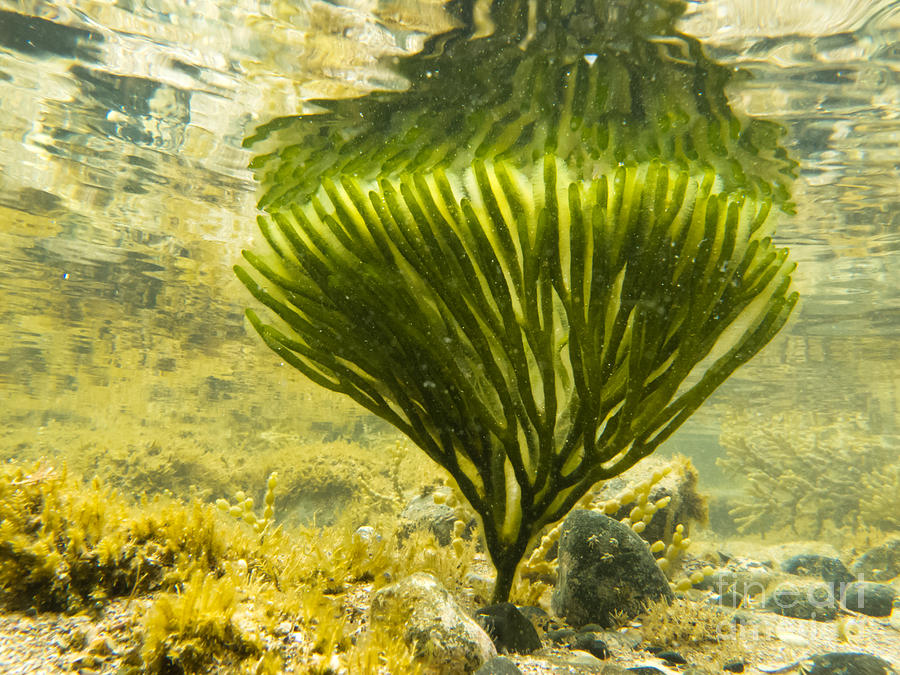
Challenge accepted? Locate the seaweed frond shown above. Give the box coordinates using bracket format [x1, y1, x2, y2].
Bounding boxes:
[237, 157, 797, 601]
[237, 0, 799, 603]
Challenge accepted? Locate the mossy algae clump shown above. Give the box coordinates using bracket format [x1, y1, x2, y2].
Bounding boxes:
[0, 459, 230, 614]
[236, 0, 799, 602]
[637, 597, 745, 669]
[0, 459, 271, 672]
[0, 458, 473, 672]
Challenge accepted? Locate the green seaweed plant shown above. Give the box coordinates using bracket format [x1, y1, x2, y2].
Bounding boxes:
[235, 0, 799, 602]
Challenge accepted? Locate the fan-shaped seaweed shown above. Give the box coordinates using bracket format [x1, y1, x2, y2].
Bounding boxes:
[236, 0, 798, 602]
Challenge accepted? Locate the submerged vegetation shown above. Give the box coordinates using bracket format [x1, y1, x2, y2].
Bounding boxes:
[237, 0, 799, 600]
[8, 433, 441, 529]
[0, 459, 233, 614]
[637, 597, 745, 669]
[718, 412, 900, 538]
[1, 450, 893, 672]
[0, 458, 467, 673]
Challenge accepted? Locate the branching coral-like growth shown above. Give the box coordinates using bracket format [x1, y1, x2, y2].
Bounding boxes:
[718, 412, 899, 536]
[236, 0, 798, 601]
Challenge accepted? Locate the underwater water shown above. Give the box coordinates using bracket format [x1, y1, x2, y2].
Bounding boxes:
[0, 2, 899, 673]
[0, 0, 898, 532]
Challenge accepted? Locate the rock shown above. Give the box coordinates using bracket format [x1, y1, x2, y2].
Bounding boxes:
[473, 603, 542, 655]
[558, 626, 640, 655]
[546, 627, 576, 644]
[596, 667, 635, 675]
[655, 650, 687, 665]
[86, 635, 116, 656]
[474, 655, 525, 675]
[69, 652, 102, 669]
[516, 605, 552, 634]
[800, 652, 897, 675]
[628, 667, 668, 675]
[351, 526, 383, 572]
[571, 633, 610, 659]
[781, 554, 854, 584]
[398, 492, 459, 545]
[551, 510, 673, 628]
[569, 650, 605, 668]
[723, 659, 745, 673]
[851, 539, 900, 582]
[763, 579, 837, 621]
[841, 581, 896, 617]
[370, 572, 496, 674]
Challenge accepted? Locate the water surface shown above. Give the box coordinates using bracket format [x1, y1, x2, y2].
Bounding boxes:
[0, 0, 897, 505]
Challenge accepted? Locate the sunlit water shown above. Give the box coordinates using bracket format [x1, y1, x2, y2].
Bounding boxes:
[0, 1, 898, 514]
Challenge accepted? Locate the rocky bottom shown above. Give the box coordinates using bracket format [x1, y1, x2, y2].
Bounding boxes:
[0, 554, 897, 675]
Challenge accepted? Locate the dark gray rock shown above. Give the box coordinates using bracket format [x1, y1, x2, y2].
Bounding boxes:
[723, 658, 745, 673]
[551, 510, 673, 628]
[656, 650, 688, 665]
[398, 492, 459, 545]
[763, 579, 837, 621]
[801, 652, 897, 675]
[571, 633, 610, 659]
[841, 581, 896, 617]
[782, 554, 854, 584]
[515, 604, 551, 633]
[546, 627, 576, 644]
[851, 539, 900, 582]
[474, 603, 542, 655]
[473, 656, 525, 675]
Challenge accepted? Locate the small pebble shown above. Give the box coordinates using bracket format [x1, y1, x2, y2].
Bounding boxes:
[656, 650, 688, 665]
[569, 650, 603, 668]
[775, 628, 810, 647]
[628, 667, 668, 675]
[571, 633, 610, 659]
[723, 658, 745, 673]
